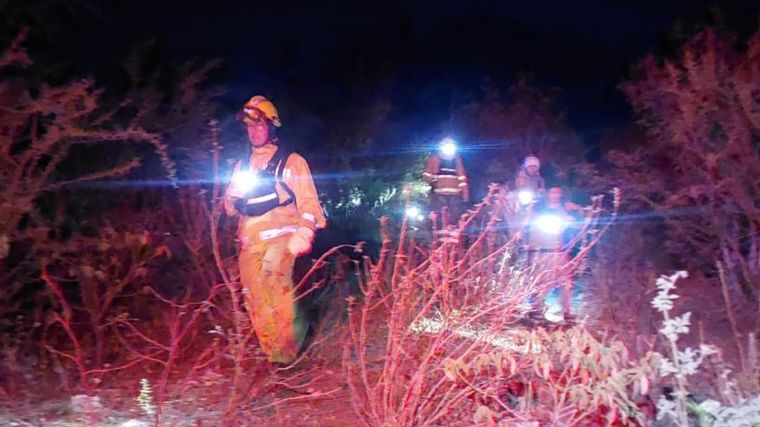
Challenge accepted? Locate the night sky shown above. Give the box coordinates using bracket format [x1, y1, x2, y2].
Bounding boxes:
[41, 0, 760, 152]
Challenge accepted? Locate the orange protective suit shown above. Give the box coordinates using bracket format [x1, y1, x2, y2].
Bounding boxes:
[422, 153, 469, 201]
[225, 143, 326, 364]
[422, 153, 469, 242]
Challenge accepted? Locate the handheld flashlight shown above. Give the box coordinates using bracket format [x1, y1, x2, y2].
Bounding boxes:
[405, 206, 425, 222]
[534, 214, 566, 235]
[439, 137, 457, 158]
[517, 190, 534, 206]
[232, 170, 259, 194]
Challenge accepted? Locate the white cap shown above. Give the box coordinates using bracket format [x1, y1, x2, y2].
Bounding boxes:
[523, 156, 540, 169]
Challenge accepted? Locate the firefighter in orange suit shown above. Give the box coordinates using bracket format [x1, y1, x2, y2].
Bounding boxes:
[224, 95, 326, 364]
[422, 137, 469, 243]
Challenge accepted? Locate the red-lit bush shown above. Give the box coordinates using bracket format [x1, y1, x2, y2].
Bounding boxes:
[343, 188, 634, 426]
[612, 28, 760, 301]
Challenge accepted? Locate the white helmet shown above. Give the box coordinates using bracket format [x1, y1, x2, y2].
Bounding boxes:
[523, 156, 540, 169]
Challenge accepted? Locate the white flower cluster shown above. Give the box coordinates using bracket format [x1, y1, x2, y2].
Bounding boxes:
[651, 271, 718, 423]
[659, 312, 691, 343]
[137, 378, 156, 417]
[658, 344, 718, 379]
[651, 270, 687, 313]
[656, 395, 677, 421]
[700, 394, 760, 427]
[650, 271, 760, 425]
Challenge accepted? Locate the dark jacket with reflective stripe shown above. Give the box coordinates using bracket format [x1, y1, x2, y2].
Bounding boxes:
[423, 153, 469, 198]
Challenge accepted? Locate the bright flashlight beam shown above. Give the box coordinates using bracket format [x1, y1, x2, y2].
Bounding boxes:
[517, 190, 534, 206]
[439, 137, 457, 157]
[405, 206, 425, 221]
[535, 214, 566, 235]
[232, 170, 259, 193]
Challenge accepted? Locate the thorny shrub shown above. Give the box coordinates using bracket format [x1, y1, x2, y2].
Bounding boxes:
[41, 228, 171, 368]
[0, 29, 179, 357]
[343, 187, 628, 426]
[2, 120, 348, 426]
[344, 186, 760, 426]
[0, 30, 176, 248]
[17, 124, 235, 425]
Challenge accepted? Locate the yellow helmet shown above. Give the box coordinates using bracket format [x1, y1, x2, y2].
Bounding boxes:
[241, 95, 281, 127]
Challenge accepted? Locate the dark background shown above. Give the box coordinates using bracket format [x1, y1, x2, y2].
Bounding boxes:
[3, 0, 759, 247]
[31, 0, 760, 157]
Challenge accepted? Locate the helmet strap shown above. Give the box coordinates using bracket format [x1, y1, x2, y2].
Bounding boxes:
[267, 122, 278, 144]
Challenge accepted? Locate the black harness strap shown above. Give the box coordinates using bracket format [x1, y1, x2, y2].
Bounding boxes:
[269, 148, 295, 207]
[236, 146, 296, 217]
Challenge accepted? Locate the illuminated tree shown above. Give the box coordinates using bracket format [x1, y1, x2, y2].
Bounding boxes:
[613, 28, 760, 299]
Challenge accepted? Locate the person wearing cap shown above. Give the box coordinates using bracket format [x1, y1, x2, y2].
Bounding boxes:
[514, 155, 546, 197]
[224, 95, 326, 364]
[502, 155, 547, 240]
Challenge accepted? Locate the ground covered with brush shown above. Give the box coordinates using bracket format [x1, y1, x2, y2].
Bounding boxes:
[3, 189, 758, 426]
[3, 12, 760, 427]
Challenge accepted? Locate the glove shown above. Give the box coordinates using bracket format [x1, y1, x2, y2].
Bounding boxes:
[287, 226, 315, 256]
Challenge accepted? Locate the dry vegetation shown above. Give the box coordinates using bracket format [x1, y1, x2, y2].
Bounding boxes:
[1, 24, 760, 427]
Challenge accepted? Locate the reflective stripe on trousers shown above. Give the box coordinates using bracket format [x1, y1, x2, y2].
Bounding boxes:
[433, 188, 462, 195]
[258, 225, 298, 241]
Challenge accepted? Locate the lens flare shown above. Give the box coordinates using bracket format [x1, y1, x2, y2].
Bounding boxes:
[535, 214, 565, 235]
[439, 137, 457, 157]
[232, 170, 259, 193]
[405, 206, 425, 221]
[517, 190, 534, 206]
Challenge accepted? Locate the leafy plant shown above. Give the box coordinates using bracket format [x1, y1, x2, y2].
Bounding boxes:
[344, 188, 619, 426]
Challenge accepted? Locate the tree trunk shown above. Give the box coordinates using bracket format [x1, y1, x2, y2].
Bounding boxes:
[720, 242, 744, 301]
